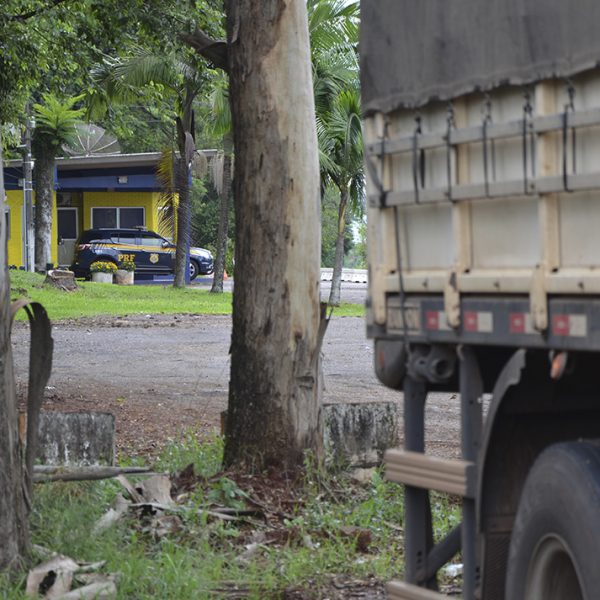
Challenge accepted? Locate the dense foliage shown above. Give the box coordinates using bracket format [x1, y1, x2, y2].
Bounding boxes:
[2, 1, 362, 271]
[1, 0, 224, 146]
[309, 0, 364, 294]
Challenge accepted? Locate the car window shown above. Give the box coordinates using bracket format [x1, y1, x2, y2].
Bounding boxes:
[140, 234, 165, 247]
[80, 230, 108, 243]
[93, 234, 113, 243]
[114, 233, 138, 245]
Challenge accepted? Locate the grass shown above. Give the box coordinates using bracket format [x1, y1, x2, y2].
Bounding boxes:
[0, 436, 461, 599]
[8, 270, 365, 321]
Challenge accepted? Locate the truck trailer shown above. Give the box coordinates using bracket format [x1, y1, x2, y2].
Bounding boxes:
[362, 1, 600, 598]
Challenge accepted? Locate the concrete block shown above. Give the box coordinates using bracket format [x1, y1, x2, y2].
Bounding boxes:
[323, 401, 398, 467]
[36, 411, 115, 466]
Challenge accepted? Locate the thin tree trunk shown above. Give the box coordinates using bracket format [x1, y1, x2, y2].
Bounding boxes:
[33, 151, 54, 272]
[210, 134, 233, 294]
[328, 187, 348, 306]
[0, 135, 29, 570]
[174, 157, 191, 288]
[224, 0, 323, 471]
[174, 106, 195, 289]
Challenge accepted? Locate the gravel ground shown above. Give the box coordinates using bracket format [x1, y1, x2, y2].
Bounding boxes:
[11, 291, 461, 459]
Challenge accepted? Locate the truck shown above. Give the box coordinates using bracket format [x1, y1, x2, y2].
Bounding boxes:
[361, 2, 600, 599]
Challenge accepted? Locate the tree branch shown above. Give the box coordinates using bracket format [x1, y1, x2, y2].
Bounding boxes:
[181, 28, 228, 72]
[6, 0, 71, 21]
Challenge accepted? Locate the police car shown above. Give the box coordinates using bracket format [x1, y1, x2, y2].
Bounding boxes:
[71, 228, 214, 280]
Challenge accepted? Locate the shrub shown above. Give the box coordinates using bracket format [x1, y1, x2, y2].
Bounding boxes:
[119, 259, 136, 272]
[90, 261, 117, 274]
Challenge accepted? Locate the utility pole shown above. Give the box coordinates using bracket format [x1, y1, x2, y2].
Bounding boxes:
[22, 111, 35, 272]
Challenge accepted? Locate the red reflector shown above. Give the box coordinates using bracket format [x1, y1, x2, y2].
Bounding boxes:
[552, 315, 570, 336]
[464, 311, 478, 332]
[509, 313, 525, 334]
[426, 311, 439, 330]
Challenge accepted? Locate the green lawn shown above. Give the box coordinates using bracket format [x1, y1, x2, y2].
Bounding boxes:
[9, 270, 365, 321]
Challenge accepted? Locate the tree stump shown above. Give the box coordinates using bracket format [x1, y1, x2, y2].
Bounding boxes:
[44, 269, 77, 291]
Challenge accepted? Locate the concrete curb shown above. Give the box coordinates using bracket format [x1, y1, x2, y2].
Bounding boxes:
[321, 268, 367, 283]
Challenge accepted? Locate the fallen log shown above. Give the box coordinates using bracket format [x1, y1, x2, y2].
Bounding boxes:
[33, 465, 153, 483]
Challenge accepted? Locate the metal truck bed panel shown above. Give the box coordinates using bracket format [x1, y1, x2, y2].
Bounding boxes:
[365, 71, 600, 338]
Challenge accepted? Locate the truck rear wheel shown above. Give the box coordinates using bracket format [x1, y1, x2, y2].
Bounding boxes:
[506, 441, 600, 600]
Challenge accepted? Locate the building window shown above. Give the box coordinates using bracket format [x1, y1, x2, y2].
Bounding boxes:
[92, 208, 117, 228]
[120, 207, 144, 228]
[92, 207, 144, 229]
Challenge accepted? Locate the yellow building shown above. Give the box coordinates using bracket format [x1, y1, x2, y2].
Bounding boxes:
[2, 152, 216, 268]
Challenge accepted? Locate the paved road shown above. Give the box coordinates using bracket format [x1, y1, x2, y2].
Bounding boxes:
[10, 285, 460, 457]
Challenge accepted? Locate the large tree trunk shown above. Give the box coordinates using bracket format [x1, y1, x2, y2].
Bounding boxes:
[33, 151, 54, 272]
[0, 136, 29, 570]
[328, 187, 348, 306]
[210, 134, 233, 294]
[224, 0, 323, 471]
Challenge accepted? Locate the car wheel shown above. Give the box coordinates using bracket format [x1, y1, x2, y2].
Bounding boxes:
[189, 259, 199, 281]
[506, 441, 600, 600]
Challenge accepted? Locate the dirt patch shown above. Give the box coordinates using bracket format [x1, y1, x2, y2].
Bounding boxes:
[11, 313, 462, 459]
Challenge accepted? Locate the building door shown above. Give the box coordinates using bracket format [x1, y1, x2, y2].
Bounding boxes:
[57, 207, 78, 267]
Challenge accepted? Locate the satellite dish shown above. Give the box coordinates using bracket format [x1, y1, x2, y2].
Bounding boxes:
[63, 123, 121, 157]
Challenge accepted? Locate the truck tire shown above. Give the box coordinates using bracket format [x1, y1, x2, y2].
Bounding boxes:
[505, 441, 600, 600]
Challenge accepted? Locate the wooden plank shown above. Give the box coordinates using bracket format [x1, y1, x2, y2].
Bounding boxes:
[387, 580, 453, 600]
[534, 81, 560, 330]
[384, 449, 473, 497]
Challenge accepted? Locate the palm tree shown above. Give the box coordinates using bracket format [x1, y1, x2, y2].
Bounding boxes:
[307, 0, 359, 59]
[204, 74, 233, 294]
[308, 0, 362, 306]
[32, 94, 85, 271]
[92, 49, 205, 287]
[318, 88, 364, 305]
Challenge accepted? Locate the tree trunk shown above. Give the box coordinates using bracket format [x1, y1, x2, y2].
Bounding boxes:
[328, 187, 348, 306]
[174, 105, 195, 289]
[224, 0, 323, 471]
[33, 151, 54, 272]
[0, 135, 29, 570]
[210, 134, 233, 294]
[174, 156, 191, 288]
